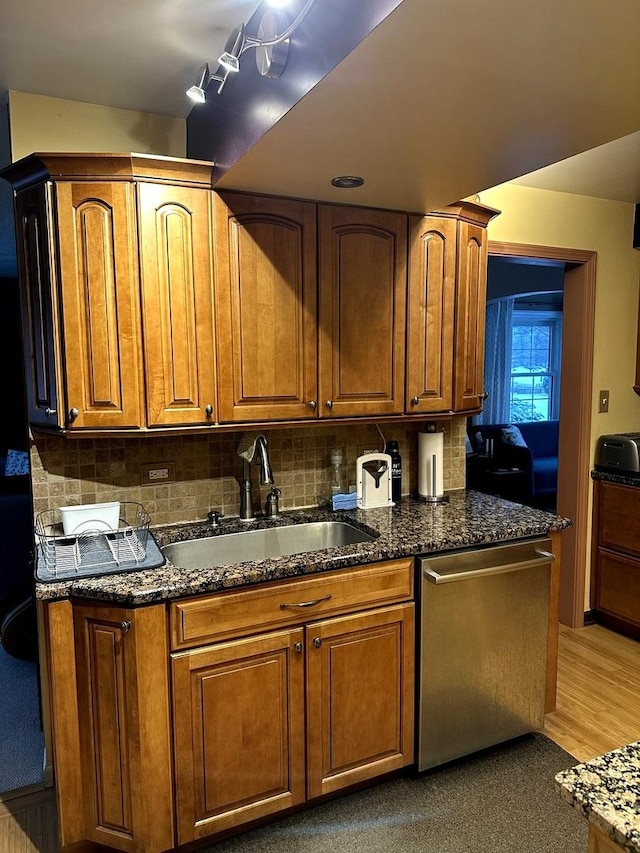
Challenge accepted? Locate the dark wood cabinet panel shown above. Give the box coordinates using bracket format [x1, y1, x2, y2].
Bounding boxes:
[14, 184, 60, 428]
[591, 480, 640, 640]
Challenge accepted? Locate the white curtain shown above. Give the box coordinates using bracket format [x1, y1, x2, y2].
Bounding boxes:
[476, 297, 514, 424]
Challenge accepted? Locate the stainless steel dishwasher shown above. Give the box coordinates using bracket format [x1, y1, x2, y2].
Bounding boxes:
[417, 537, 553, 771]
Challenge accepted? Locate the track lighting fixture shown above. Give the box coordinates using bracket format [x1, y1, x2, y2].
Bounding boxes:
[186, 0, 317, 104]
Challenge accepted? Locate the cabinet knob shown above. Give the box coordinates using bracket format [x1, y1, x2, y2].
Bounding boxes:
[294, 642, 303, 654]
[308, 400, 317, 411]
[313, 637, 322, 649]
[120, 620, 132, 634]
[68, 407, 79, 422]
[410, 396, 420, 406]
[45, 407, 57, 417]
[325, 400, 334, 410]
[481, 391, 489, 401]
[205, 404, 214, 418]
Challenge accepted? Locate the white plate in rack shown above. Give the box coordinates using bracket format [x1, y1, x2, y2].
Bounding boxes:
[59, 502, 121, 535]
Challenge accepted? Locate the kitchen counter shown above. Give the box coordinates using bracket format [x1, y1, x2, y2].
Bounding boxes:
[556, 742, 640, 853]
[34, 490, 571, 605]
[592, 469, 640, 488]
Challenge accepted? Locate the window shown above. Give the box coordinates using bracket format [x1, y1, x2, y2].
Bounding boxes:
[509, 310, 562, 422]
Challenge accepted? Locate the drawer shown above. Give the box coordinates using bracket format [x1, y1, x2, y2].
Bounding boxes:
[596, 548, 640, 626]
[170, 558, 414, 650]
[598, 482, 640, 557]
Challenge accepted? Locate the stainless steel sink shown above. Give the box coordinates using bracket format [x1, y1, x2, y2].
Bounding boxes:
[162, 521, 376, 569]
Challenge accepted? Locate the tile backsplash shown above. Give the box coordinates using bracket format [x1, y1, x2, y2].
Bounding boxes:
[30, 417, 468, 527]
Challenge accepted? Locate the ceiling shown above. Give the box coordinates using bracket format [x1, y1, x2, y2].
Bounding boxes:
[0, 0, 261, 119]
[1, 0, 640, 208]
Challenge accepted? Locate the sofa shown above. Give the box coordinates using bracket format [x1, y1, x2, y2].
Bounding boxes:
[468, 420, 559, 507]
[0, 455, 34, 659]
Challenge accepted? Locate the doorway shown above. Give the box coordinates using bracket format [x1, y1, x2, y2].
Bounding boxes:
[488, 241, 596, 628]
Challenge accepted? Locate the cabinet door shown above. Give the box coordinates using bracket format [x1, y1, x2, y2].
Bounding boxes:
[453, 220, 488, 412]
[306, 603, 414, 799]
[138, 183, 217, 426]
[318, 205, 407, 417]
[14, 184, 62, 428]
[214, 193, 318, 422]
[172, 628, 306, 845]
[73, 603, 173, 853]
[54, 182, 144, 429]
[406, 214, 456, 413]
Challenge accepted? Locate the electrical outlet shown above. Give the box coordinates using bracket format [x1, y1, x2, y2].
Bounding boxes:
[598, 390, 610, 413]
[141, 462, 175, 485]
[357, 443, 384, 457]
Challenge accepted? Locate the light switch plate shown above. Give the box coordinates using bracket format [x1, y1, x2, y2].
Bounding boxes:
[598, 390, 610, 413]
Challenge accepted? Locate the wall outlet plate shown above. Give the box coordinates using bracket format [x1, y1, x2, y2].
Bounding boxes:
[357, 443, 384, 458]
[141, 462, 175, 485]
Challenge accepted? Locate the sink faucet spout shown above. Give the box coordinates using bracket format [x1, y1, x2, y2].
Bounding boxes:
[237, 433, 275, 521]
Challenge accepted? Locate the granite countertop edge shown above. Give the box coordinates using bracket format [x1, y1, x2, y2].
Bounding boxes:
[555, 742, 640, 853]
[34, 490, 571, 606]
[591, 469, 640, 488]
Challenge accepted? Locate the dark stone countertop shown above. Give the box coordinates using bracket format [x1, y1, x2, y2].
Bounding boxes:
[592, 469, 640, 488]
[34, 490, 571, 606]
[556, 742, 640, 852]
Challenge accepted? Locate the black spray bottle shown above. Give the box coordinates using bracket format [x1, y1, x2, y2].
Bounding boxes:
[387, 440, 402, 502]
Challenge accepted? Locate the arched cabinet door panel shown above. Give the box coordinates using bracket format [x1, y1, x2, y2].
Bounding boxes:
[318, 204, 407, 418]
[138, 183, 217, 427]
[214, 192, 318, 423]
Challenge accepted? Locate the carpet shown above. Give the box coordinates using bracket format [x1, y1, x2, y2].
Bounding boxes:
[0, 644, 44, 792]
[201, 734, 588, 853]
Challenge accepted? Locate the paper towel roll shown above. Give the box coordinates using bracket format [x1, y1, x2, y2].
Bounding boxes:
[418, 431, 444, 498]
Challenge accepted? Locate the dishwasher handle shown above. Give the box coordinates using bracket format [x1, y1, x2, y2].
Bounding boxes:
[424, 550, 555, 584]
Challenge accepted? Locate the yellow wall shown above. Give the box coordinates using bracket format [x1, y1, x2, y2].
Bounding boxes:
[480, 182, 640, 606]
[9, 91, 186, 161]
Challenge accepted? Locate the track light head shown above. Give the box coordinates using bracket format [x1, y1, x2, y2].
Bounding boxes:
[186, 63, 210, 102]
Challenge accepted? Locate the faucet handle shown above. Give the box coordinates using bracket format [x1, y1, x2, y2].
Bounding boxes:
[207, 510, 224, 528]
[265, 487, 281, 518]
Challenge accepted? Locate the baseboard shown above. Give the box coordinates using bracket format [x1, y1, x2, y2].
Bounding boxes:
[583, 609, 597, 626]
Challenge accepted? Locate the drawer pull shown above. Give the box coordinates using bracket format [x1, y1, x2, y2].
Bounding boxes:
[279, 594, 332, 610]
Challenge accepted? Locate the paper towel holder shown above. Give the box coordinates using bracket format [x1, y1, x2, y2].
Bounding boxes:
[416, 450, 450, 504]
[416, 422, 450, 504]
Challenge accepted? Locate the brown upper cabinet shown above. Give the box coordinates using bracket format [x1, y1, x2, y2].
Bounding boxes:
[318, 204, 407, 418]
[3, 153, 217, 432]
[3, 154, 498, 433]
[406, 202, 498, 415]
[14, 178, 144, 429]
[214, 196, 408, 422]
[137, 183, 217, 427]
[214, 192, 318, 422]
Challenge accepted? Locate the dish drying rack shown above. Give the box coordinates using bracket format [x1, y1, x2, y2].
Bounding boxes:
[35, 502, 151, 579]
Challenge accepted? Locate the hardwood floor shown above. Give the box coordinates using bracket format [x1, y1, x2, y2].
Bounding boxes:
[543, 623, 640, 761]
[0, 786, 58, 853]
[0, 622, 637, 851]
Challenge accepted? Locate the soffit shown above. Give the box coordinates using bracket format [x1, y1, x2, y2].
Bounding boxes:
[216, 0, 640, 213]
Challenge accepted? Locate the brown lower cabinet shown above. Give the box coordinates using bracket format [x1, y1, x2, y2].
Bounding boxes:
[44, 559, 415, 852]
[591, 479, 640, 640]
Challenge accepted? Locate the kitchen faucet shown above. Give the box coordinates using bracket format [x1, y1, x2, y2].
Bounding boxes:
[237, 433, 275, 521]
